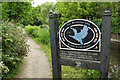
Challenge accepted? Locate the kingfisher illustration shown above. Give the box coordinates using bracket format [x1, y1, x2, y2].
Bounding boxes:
[69, 24, 88, 45]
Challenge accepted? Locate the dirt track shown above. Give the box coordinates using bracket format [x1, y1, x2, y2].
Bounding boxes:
[16, 30, 51, 78]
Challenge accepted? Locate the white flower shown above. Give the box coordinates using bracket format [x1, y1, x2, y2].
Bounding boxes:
[114, 65, 117, 68]
[0, 63, 2, 66]
[18, 27, 21, 29]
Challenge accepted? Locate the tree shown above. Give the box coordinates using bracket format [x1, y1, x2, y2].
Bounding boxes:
[39, 2, 54, 24]
[55, 2, 91, 25]
[2, 2, 32, 23]
[21, 6, 42, 26]
[54, 2, 119, 26]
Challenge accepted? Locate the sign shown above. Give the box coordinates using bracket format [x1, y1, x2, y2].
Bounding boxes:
[59, 19, 101, 70]
[59, 50, 100, 61]
[49, 9, 111, 79]
[59, 19, 101, 52]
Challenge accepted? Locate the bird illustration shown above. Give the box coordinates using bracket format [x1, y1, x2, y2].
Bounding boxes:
[69, 24, 88, 45]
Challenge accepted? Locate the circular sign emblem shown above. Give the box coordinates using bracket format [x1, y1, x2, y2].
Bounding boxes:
[59, 19, 101, 52]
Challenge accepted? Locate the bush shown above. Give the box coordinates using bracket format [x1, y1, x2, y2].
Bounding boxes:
[111, 17, 120, 34]
[40, 25, 48, 29]
[25, 25, 37, 35]
[16, 22, 24, 28]
[92, 18, 102, 29]
[25, 25, 50, 47]
[92, 17, 120, 34]
[1, 21, 29, 78]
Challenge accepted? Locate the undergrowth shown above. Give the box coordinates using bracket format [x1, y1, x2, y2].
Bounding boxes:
[1, 21, 29, 78]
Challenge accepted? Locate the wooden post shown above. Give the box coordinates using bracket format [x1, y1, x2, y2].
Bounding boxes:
[118, 1, 120, 78]
[49, 12, 61, 79]
[100, 9, 112, 79]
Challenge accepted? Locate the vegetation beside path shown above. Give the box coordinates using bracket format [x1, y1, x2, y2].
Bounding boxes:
[1, 21, 28, 78]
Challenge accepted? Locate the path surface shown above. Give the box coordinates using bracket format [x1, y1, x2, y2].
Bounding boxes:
[16, 30, 51, 78]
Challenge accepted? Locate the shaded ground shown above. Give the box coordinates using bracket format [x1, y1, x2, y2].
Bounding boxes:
[16, 30, 51, 78]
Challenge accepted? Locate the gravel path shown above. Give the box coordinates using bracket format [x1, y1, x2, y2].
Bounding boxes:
[16, 30, 51, 78]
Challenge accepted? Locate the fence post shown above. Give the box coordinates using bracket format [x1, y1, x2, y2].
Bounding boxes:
[49, 12, 61, 79]
[100, 9, 112, 79]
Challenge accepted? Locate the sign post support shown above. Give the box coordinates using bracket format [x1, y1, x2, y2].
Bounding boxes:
[49, 12, 61, 79]
[100, 9, 112, 79]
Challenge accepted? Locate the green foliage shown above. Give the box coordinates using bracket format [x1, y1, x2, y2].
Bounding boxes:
[39, 2, 54, 24]
[55, 2, 119, 34]
[21, 6, 42, 26]
[92, 18, 102, 29]
[25, 25, 50, 46]
[2, 2, 119, 34]
[40, 24, 48, 29]
[0, 3, 2, 20]
[83, 69, 100, 78]
[16, 22, 24, 28]
[116, 68, 120, 79]
[92, 17, 120, 33]
[2, 21, 29, 78]
[21, 2, 54, 26]
[111, 17, 120, 34]
[61, 66, 100, 78]
[2, 2, 32, 22]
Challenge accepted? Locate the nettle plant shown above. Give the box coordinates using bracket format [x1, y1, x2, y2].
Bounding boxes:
[1, 21, 29, 78]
